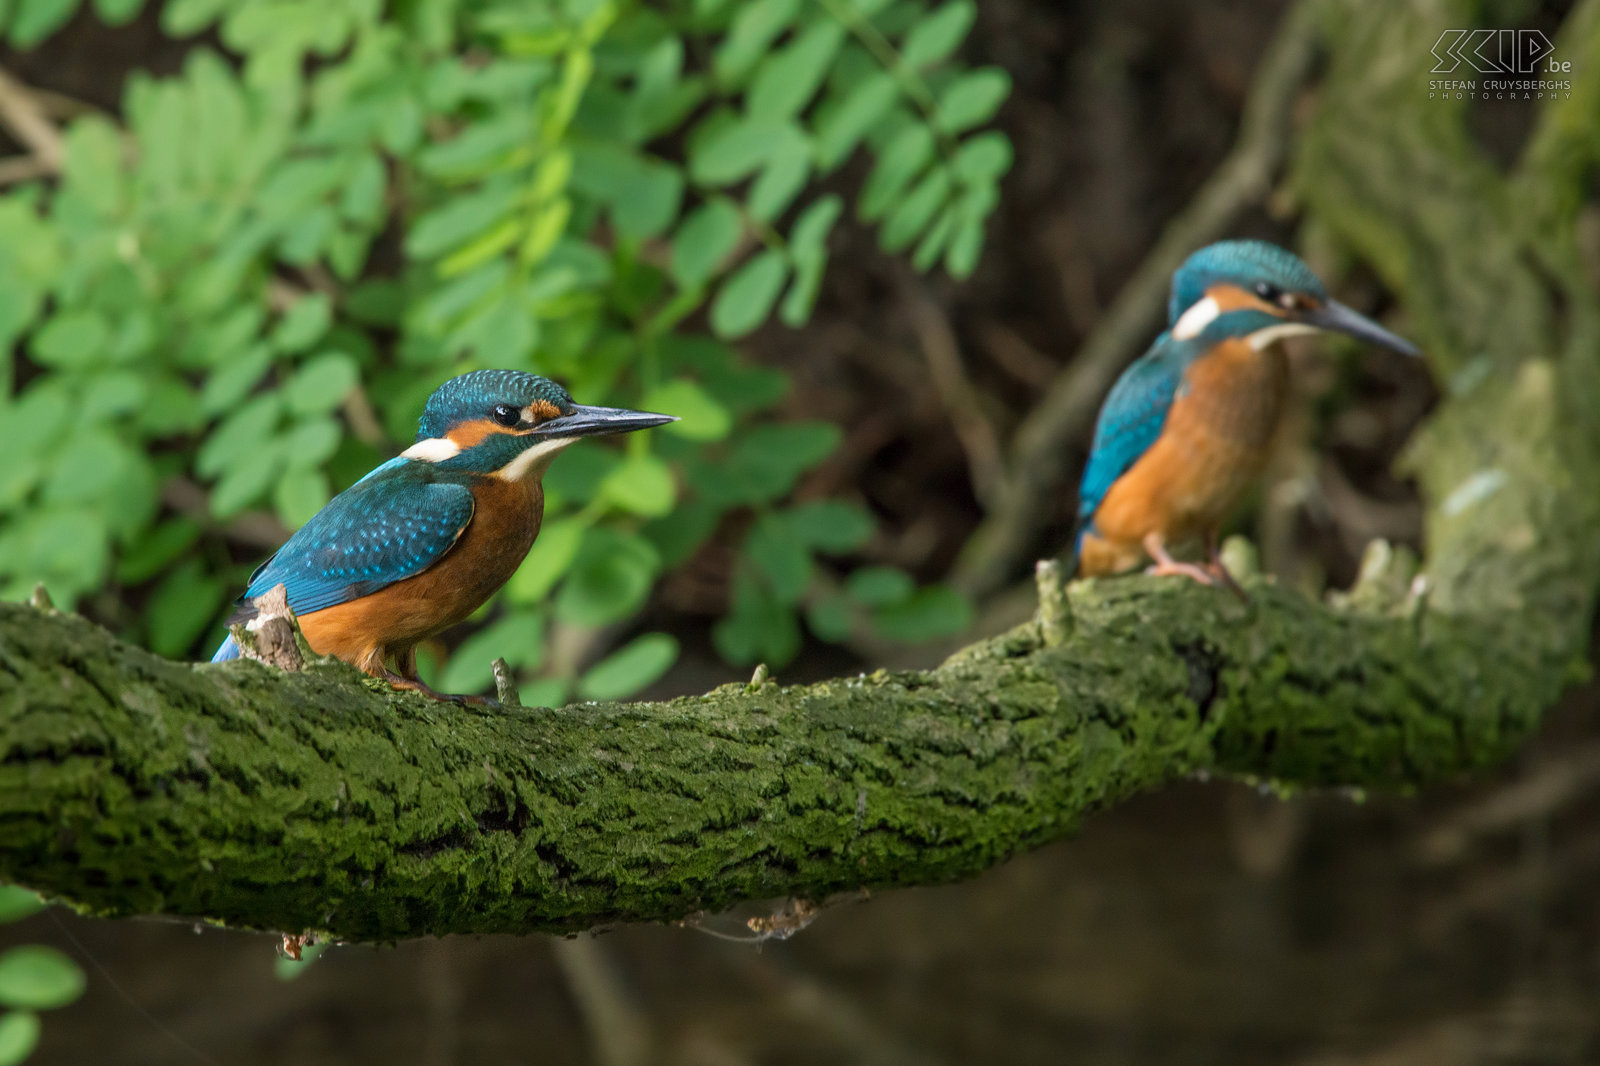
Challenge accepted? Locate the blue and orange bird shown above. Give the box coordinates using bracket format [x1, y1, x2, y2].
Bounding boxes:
[1071, 240, 1420, 591]
[210, 370, 675, 700]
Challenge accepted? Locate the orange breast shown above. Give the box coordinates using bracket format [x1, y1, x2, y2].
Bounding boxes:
[299, 476, 544, 673]
[1080, 339, 1288, 575]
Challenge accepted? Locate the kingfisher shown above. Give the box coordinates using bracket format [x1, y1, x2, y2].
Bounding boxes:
[209, 369, 675, 700]
[1071, 240, 1420, 591]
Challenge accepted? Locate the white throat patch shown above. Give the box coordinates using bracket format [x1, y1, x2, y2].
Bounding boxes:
[1171, 296, 1220, 340]
[496, 436, 577, 482]
[1247, 322, 1318, 350]
[400, 437, 462, 462]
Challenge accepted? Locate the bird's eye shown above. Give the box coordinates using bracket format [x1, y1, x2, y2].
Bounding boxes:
[491, 403, 521, 427]
[1253, 281, 1283, 303]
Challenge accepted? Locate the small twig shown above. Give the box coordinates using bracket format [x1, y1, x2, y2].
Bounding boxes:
[0, 155, 52, 185]
[491, 657, 520, 706]
[901, 275, 1006, 508]
[1033, 559, 1070, 645]
[0, 65, 63, 171]
[28, 583, 54, 610]
[951, 0, 1323, 598]
[550, 935, 654, 1066]
[161, 477, 291, 550]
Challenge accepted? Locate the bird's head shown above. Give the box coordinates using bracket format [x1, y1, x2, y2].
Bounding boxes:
[1167, 240, 1420, 357]
[401, 369, 676, 479]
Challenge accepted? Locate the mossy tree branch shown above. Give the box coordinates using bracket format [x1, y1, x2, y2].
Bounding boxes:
[1, 0, 1597, 942]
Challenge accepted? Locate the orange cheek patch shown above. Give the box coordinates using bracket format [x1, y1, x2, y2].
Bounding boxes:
[1207, 283, 1268, 313]
[447, 419, 503, 448]
[524, 399, 561, 422]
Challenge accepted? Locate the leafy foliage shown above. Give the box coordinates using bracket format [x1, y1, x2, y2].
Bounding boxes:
[0, 0, 1009, 699]
[0, 888, 83, 1065]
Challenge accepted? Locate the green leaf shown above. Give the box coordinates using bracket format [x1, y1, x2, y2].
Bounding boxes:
[406, 186, 518, 260]
[871, 584, 972, 642]
[281, 417, 342, 469]
[91, 0, 141, 24]
[912, 203, 958, 270]
[670, 201, 742, 289]
[554, 527, 660, 627]
[747, 137, 811, 222]
[273, 466, 329, 527]
[881, 167, 950, 252]
[706, 422, 840, 505]
[690, 117, 803, 186]
[161, 0, 228, 34]
[713, 569, 799, 666]
[953, 131, 1012, 184]
[640, 380, 732, 442]
[782, 195, 841, 326]
[0, 1010, 41, 1066]
[642, 498, 722, 567]
[147, 558, 226, 658]
[272, 293, 333, 354]
[933, 68, 1011, 134]
[900, 0, 975, 70]
[518, 678, 569, 710]
[805, 592, 853, 642]
[284, 352, 359, 416]
[710, 250, 787, 338]
[713, 0, 799, 88]
[577, 633, 678, 700]
[847, 566, 914, 606]
[945, 212, 985, 278]
[210, 443, 285, 518]
[745, 512, 813, 602]
[786, 500, 874, 552]
[600, 453, 676, 517]
[612, 160, 683, 243]
[199, 343, 273, 417]
[814, 72, 898, 170]
[0, 888, 43, 925]
[0, 946, 85, 1010]
[116, 519, 202, 584]
[747, 21, 843, 119]
[10, 0, 78, 47]
[439, 610, 545, 695]
[507, 517, 586, 604]
[30, 308, 110, 369]
[860, 124, 933, 221]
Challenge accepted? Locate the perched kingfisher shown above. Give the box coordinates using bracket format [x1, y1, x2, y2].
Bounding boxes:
[1071, 240, 1420, 591]
[210, 370, 674, 700]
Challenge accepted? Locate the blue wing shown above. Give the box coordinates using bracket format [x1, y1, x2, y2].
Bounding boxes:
[1072, 335, 1187, 554]
[211, 458, 475, 660]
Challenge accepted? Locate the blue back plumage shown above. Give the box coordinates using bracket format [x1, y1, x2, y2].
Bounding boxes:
[241, 460, 474, 615]
[1073, 333, 1191, 556]
[209, 459, 475, 658]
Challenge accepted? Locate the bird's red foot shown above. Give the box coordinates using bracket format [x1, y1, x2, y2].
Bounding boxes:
[379, 670, 494, 705]
[1144, 558, 1218, 585]
[1142, 532, 1216, 587]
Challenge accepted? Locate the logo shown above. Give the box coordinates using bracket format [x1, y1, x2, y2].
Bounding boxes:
[1430, 30, 1561, 74]
[1428, 28, 1572, 101]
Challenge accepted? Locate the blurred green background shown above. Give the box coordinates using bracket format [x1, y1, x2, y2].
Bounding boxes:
[3, 0, 1599, 1062]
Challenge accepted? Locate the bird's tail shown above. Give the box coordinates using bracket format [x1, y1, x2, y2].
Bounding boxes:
[1066, 516, 1091, 579]
[211, 634, 242, 662]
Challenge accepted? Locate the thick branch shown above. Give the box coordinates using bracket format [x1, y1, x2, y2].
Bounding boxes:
[0, 563, 1574, 943]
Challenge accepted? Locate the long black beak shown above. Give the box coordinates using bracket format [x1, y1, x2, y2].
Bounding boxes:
[534, 404, 678, 439]
[1300, 299, 1421, 357]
